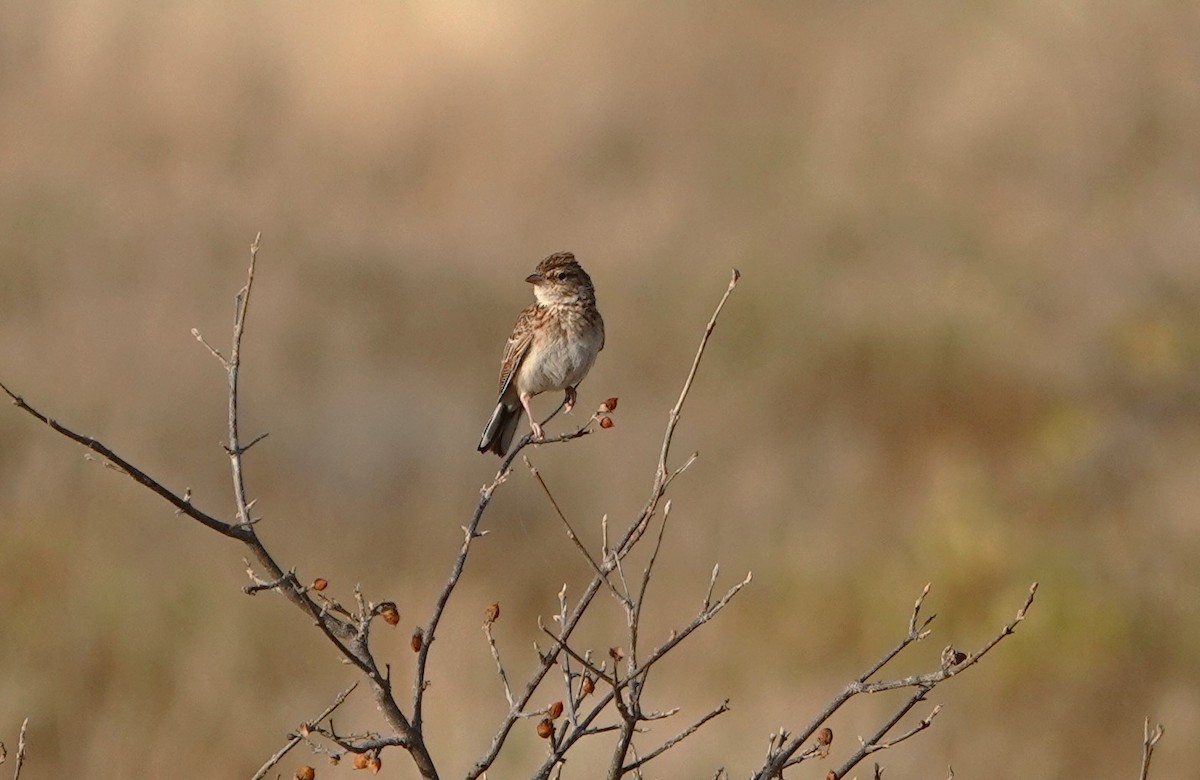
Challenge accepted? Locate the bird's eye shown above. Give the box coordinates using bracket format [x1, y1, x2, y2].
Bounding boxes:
[556, 270, 569, 281]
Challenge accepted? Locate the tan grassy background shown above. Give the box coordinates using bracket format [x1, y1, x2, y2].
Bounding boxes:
[1, 1, 1198, 777]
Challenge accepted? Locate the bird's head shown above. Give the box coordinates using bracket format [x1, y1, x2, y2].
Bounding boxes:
[527, 251, 595, 305]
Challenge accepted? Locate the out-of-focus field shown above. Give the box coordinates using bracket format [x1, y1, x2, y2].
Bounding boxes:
[1, 1, 1198, 777]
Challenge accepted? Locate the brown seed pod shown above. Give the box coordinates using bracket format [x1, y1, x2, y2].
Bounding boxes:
[581, 676, 595, 695]
[536, 718, 554, 739]
[352, 754, 370, 770]
[485, 603, 501, 623]
[379, 602, 400, 626]
[817, 727, 833, 746]
[548, 701, 564, 719]
[311, 578, 329, 592]
[609, 646, 624, 661]
[598, 397, 619, 413]
[368, 756, 382, 774]
[410, 629, 424, 653]
[599, 416, 614, 429]
[296, 767, 316, 780]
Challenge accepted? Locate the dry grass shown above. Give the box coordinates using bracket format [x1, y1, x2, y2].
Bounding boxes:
[1, 1, 1198, 776]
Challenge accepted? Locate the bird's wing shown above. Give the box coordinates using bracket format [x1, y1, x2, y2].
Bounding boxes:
[495, 304, 539, 399]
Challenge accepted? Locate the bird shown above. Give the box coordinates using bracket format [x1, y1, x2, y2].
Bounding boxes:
[478, 251, 605, 456]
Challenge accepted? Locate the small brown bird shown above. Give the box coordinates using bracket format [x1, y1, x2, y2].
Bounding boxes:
[478, 252, 605, 456]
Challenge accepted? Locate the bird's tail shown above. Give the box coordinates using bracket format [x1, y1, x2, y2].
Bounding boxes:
[477, 401, 523, 456]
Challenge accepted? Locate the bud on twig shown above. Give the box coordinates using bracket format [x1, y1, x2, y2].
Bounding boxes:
[598, 397, 619, 413]
[296, 767, 316, 780]
[485, 603, 501, 623]
[581, 676, 595, 696]
[368, 756, 381, 773]
[311, 578, 328, 592]
[816, 726, 833, 758]
[536, 718, 554, 739]
[599, 416, 614, 429]
[548, 700, 564, 719]
[379, 603, 400, 626]
[410, 629, 424, 653]
[352, 754, 369, 770]
[609, 646, 624, 661]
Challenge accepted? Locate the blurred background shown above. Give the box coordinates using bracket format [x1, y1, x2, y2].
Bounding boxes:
[1, 1, 1198, 777]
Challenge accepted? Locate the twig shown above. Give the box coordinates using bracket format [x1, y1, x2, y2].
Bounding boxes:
[651, 268, 739, 497]
[11, 718, 27, 780]
[250, 684, 358, 780]
[1140, 717, 1164, 780]
[413, 399, 596, 731]
[622, 700, 730, 772]
[226, 233, 259, 528]
[754, 583, 1038, 780]
[0, 381, 241, 538]
[483, 617, 516, 709]
[525, 456, 624, 604]
[1, 237, 438, 779]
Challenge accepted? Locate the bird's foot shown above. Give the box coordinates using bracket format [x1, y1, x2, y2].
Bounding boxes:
[563, 387, 577, 414]
[529, 420, 545, 441]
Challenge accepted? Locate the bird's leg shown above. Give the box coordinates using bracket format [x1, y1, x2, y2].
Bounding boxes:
[520, 391, 544, 440]
[563, 386, 577, 414]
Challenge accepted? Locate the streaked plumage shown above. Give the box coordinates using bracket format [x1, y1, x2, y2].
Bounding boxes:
[478, 252, 605, 456]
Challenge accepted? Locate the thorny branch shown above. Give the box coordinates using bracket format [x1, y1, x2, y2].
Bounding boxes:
[250, 683, 358, 780]
[1, 237, 437, 779]
[2, 252, 1098, 780]
[753, 582, 1039, 780]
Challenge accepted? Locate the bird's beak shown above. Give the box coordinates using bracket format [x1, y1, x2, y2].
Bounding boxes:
[525, 271, 543, 284]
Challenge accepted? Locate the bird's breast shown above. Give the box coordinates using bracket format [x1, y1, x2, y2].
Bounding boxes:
[516, 309, 603, 395]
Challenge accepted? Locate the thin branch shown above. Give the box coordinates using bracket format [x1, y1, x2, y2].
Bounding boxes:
[829, 699, 939, 778]
[227, 233, 259, 528]
[525, 456, 625, 604]
[863, 703, 941, 755]
[622, 700, 730, 772]
[250, 684, 358, 780]
[1140, 717, 1165, 780]
[0, 381, 241, 539]
[12, 718, 27, 780]
[754, 583, 1038, 780]
[652, 268, 739, 495]
[483, 617, 516, 709]
[413, 399, 596, 731]
[3, 237, 437, 779]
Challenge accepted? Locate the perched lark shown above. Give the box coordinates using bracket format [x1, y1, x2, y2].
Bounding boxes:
[478, 251, 605, 456]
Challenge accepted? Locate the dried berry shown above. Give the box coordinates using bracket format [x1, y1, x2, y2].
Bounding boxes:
[352, 754, 370, 770]
[485, 603, 501, 623]
[548, 701, 564, 719]
[581, 676, 595, 695]
[311, 578, 328, 592]
[379, 602, 400, 626]
[296, 767, 316, 780]
[411, 629, 424, 653]
[368, 756, 381, 774]
[536, 718, 554, 739]
[599, 416, 614, 429]
[598, 397, 619, 413]
[817, 727, 833, 746]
